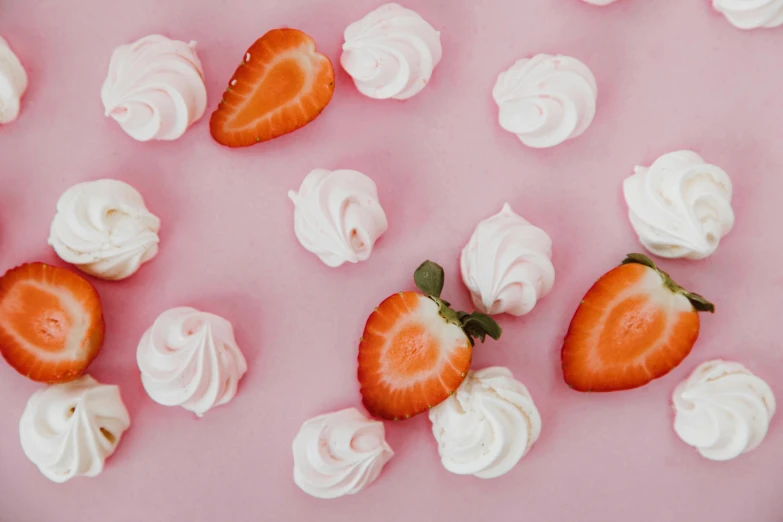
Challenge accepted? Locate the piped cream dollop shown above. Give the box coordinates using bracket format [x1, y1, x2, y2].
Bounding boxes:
[293, 407, 393, 499]
[461, 204, 554, 316]
[673, 360, 775, 461]
[19, 376, 131, 483]
[492, 54, 597, 148]
[429, 367, 541, 478]
[0, 35, 28, 124]
[101, 34, 207, 141]
[289, 168, 388, 268]
[712, 0, 783, 29]
[137, 307, 247, 417]
[623, 150, 734, 260]
[49, 179, 161, 280]
[341, 3, 442, 100]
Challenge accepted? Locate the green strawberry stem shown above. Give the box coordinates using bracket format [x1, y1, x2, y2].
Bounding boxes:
[414, 260, 502, 345]
[414, 260, 444, 298]
[621, 253, 715, 313]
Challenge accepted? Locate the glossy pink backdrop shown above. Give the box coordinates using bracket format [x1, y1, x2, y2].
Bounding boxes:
[1, 0, 782, 520]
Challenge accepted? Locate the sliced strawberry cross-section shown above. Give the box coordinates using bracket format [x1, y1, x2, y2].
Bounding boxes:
[0, 263, 104, 383]
[358, 261, 502, 420]
[562, 254, 714, 392]
[210, 28, 335, 147]
[359, 292, 473, 420]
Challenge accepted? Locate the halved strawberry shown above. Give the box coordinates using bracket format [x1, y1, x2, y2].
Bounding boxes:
[210, 28, 335, 147]
[0, 263, 104, 383]
[562, 254, 714, 392]
[358, 261, 502, 420]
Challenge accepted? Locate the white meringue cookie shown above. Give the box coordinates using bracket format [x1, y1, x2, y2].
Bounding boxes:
[0, 35, 28, 124]
[48, 179, 161, 280]
[712, 0, 783, 29]
[430, 367, 541, 479]
[673, 360, 776, 461]
[623, 150, 734, 260]
[137, 307, 247, 417]
[492, 54, 597, 148]
[293, 407, 393, 499]
[101, 34, 207, 141]
[461, 203, 555, 316]
[289, 168, 388, 268]
[19, 376, 131, 483]
[341, 2, 442, 100]
[582, 0, 620, 4]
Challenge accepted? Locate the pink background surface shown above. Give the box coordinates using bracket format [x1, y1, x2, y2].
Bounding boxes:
[1, 0, 783, 520]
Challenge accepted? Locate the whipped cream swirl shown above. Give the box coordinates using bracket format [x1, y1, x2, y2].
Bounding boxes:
[673, 360, 776, 461]
[461, 204, 555, 316]
[137, 307, 247, 417]
[492, 54, 597, 148]
[293, 407, 393, 499]
[430, 367, 541, 479]
[49, 179, 161, 280]
[19, 376, 131, 483]
[289, 168, 388, 268]
[341, 3, 442, 100]
[0, 35, 28, 124]
[623, 150, 734, 260]
[712, 0, 783, 29]
[101, 34, 207, 141]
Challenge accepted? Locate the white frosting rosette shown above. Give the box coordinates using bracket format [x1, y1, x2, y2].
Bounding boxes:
[623, 150, 734, 260]
[19, 376, 131, 483]
[673, 360, 775, 461]
[293, 407, 394, 498]
[493, 54, 597, 148]
[49, 179, 161, 280]
[430, 367, 541, 478]
[341, 3, 442, 100]
[461, 203, 555, 316]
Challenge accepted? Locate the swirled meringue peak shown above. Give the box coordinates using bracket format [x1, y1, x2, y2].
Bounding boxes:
[49, 179, 161, 280]
[492, 54, 597, 148]
[101, 35, 207, 141]
[289, 168, 388, 268]
[19, 376, 130, 483]
[430, 367, 541, 479]
[623, 150, 734, 260]
[461, 203, 555, 316]
[341, 3, 442, 100]
[712, 0, 783, 29]
[137, 307, 247, 417]
[673, 360, 776, 461]
[293, 407, 393, 499]
[0, 35, 28, 124]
